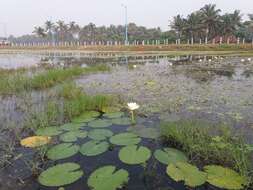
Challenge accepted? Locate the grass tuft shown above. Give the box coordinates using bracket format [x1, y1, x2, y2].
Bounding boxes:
[160, 120, 253, 182]
[25, 82, 121, 130]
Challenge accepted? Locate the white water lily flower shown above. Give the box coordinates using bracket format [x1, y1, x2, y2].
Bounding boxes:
[241, 59, 245, 62]
[248, 58, 251, 61]
[127, 102, 140, 111]
[133, 65, 137, 68]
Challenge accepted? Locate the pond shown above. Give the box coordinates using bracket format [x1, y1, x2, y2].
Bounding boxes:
[0, 52, 252, 190]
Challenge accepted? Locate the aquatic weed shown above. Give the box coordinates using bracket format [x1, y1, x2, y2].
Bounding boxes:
[160, 120, 253, 183]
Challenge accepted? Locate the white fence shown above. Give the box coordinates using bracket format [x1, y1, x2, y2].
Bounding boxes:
[8, 37, 253, 47]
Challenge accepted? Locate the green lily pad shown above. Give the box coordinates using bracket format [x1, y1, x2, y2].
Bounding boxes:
[36, 127, 63, 136]
[60, 130, 87, 142]
[166, 162, 207, 187]
[38, 163, 83, 187]
[80, 141, 109, 156]
[47, 143, 79, 160]
[204, 165, 247, 189]
[127, 125, 160, 139]
[88, 165, 129, 190]
[112, 117, 132, 125]
[60, 123, 85, 131]
[103, 112, 124, 119]
[154, 148, 188, 165]
[88, 119, 112, 128]
[109, 133, 141, 146]
[88, 129, 113, 141]
[119, 145, 151, 164]
[72, 111, 100, 123]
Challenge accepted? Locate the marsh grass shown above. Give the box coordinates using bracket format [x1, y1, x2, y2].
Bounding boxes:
[25, 82, 121, 130]
[0, 64, 110, 95]
[160, 120, 253, 182]
[59, 83, 120, 120]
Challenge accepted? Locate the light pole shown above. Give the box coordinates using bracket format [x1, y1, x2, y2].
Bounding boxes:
[121, 4, 128, 45]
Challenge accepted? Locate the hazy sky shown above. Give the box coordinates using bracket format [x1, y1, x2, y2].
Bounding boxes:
[0, 0, 253, 36]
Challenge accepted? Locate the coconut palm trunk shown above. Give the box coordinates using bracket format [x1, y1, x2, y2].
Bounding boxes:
[205, 28, 209, 44]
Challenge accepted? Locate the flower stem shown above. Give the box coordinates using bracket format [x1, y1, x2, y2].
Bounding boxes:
[131, 110, 135, 124]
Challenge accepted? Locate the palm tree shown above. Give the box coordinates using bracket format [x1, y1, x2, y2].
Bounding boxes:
[87, 23, 96, 42]
[33, 26, 46, 38]
[69, 21, 80, 40]
[185, 12, 203, 44]
[45, 20, 54, 33]
[220, 11, 242, 39]
[248, 14, 253, 21]
[220, 14, 234, 37]
[56, 20, 68, 41]
[200, 4, 221, 42]
[230, 10, 242, 29]
[44, 21, 55, 43]
[170, 15, 186, 43]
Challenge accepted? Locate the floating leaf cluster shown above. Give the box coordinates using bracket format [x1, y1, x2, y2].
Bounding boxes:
[21, 111, 248, 190]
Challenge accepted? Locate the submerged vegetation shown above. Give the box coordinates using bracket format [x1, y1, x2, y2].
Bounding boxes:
[160, 120, 253, 186]
[0, 64, 110, 95]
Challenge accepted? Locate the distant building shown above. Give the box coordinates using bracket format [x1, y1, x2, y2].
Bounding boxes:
[0, 38, 11, 46]
[212, 35, 237, 43]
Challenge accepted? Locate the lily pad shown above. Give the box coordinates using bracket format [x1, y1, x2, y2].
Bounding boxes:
[36, 127, 63, 136]
[103, 112, 124, 119]
[80, 141, 109, 156]
[127, 125, 160, 139]
[21, 136, 51, 148]
[60, 123, 85, 131]
[60, 130, 87, 142]
[88, 165, 129, 190]
[154, 148, 188, 165]
[109, 133, 141, 146]
[88, 129, 113, 141]
[112, 117, 132, 125]
[38, 163, 83, 187]
[72, 111, 100, 123]
[119, 145, 151, 164]
[166, 162, 207, 187]
[47, 143, 79, 160]
[204, 165, 247, 189]
[88, 119, 112, 128]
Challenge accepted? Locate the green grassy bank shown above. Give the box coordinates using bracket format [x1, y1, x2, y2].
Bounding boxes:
[0, 64, 110, 95]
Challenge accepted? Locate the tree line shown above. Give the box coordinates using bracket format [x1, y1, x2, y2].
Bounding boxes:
[10, 22, 171, 44]
[170, 4, 253, 43]
[8, 4, 253, 44]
